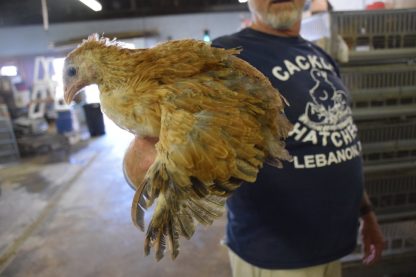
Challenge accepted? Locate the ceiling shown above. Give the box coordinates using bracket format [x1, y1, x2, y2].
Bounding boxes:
[0, 0, 248, 28]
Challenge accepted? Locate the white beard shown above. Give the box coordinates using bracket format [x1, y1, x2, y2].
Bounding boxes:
[263, 10, 300, 30]
[248, 1, 302, 30]
[262, 8, 301, 29]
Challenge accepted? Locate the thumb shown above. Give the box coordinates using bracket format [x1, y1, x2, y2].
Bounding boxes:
[363, 244, 375, 265]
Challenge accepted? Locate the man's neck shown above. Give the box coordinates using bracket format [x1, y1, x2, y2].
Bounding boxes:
[250, 21, 301, 37]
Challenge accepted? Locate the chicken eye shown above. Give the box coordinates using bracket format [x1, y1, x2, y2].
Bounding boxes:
[67, 67, 77, 77]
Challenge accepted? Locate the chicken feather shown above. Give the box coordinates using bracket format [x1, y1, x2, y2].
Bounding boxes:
[63, 34, 292, 260]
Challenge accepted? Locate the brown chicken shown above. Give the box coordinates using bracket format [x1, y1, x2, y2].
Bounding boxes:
[63, 34, 292, 260]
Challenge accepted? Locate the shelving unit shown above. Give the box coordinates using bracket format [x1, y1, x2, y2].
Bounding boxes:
[329, 9, 416, 62]
[0, 117, 20, 164]
[338, 9, 416, 277]
[302, 8, 416, 276]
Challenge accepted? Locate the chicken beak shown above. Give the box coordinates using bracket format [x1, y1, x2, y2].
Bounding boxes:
[64, 82, 84, 104]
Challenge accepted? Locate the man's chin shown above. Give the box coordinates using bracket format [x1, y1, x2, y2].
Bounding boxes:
[264, 10, 301, 29]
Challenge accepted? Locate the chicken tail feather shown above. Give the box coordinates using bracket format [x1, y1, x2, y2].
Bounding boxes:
[139, 175, 227, 260]
[177, 209, 195, 239]
[187, 195, 225, 225]
[143, 190, 184, 260]
[131, 178, 152, 231]
[210, 178, 242, 196]
[167, 217, 180, 259]
[143, 193, 168, 260]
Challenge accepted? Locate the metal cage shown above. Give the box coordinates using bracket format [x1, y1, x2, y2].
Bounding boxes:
[330, 9, 416, 60]
[346, 219, 416, 261]
[356, 119, 416, 165]
[341, 64, 416, 91]
[365, 169, 416, 216]
[341, 64, 416, 119]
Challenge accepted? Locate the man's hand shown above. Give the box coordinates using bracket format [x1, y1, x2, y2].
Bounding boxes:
[123, 136, 158, 190]
[361, 211, 385, 265]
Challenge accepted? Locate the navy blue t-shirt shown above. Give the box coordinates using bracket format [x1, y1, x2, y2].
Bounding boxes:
[213, 28, 363, 269]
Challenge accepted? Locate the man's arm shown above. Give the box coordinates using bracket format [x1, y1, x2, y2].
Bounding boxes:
[360, 191, 385, 265]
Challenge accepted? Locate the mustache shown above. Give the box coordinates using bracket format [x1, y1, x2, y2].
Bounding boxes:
[270, 0, 293, 3]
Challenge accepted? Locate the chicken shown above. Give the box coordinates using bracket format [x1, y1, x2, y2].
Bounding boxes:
[63, 34, 292, 260]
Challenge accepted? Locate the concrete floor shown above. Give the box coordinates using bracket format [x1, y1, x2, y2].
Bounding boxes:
[0, 123, 231, 277]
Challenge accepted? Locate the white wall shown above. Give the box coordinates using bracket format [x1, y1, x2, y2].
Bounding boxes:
[0, 11, 250, 58]
[330, 0, 365, 10]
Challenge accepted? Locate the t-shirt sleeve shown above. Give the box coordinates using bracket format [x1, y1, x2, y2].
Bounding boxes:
[212, 35, 241, 50]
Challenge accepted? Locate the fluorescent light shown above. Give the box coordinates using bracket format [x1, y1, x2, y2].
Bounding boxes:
[203, 35, 211, 42]
[1, 66, 17, 76]
[239, 0, 248, 3]
[78, 0, 102, 11]
[203, 30, 211, 42]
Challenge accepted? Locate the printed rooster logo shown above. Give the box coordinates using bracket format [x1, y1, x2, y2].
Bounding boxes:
[300, 69, 352, 131]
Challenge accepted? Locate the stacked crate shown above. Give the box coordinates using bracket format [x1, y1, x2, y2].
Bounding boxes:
[329, 9, 416, 277]
[330, 8, 416, 63]
[0, 117, 20, 164]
